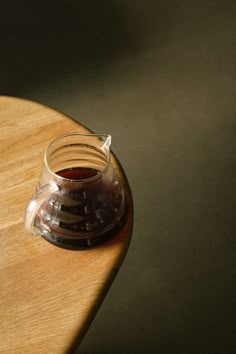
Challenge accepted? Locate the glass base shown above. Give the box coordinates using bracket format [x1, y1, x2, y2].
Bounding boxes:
[41, 204, 128, 250]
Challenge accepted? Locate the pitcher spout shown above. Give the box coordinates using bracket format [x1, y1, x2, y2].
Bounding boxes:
[101, 134, 111, 156]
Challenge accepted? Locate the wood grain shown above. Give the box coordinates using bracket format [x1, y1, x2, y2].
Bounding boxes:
[0, 96, 133, 353]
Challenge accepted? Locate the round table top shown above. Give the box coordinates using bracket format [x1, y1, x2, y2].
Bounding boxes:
[0, 96, 133, 353]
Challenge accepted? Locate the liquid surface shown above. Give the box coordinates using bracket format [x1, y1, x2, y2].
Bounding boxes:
[57, 167, 99, 180]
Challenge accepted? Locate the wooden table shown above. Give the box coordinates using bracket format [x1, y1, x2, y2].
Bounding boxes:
[0, 96, 133, 353]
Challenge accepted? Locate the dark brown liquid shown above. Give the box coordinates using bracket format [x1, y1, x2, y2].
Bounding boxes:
[57, 167, 99, 180]
[38, 167, 126, 249]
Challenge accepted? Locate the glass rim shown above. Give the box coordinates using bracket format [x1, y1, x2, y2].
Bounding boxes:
[44, 132, 111, 183]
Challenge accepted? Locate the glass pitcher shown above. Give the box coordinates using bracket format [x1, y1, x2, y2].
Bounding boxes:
[24, 132, 126, 249]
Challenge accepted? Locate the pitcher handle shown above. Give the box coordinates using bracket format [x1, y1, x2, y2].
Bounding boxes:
[24, 183, 59, 236]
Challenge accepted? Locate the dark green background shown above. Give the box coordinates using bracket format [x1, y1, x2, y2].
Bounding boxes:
[1, 1, 235, 353]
